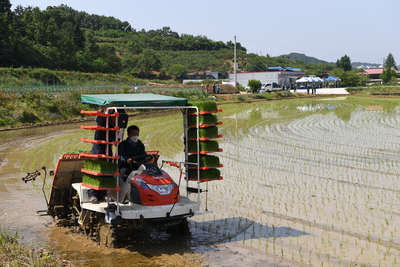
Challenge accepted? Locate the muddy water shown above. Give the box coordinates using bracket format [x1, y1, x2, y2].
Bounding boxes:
[2, 96, 400, 267]
[0, 144, 54, 245]
[0, 122, 204, 267]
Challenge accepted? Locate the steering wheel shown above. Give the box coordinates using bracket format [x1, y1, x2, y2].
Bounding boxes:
[129, 154, 155, 170]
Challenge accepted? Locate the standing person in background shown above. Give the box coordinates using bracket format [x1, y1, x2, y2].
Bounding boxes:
[216, 84, 220, 94]
[212, 84, 216, 94]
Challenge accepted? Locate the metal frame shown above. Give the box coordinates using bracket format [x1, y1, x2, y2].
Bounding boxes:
[101, 105, 202, 215]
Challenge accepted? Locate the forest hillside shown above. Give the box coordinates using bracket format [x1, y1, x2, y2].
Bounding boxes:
[0, 2, 335, 78]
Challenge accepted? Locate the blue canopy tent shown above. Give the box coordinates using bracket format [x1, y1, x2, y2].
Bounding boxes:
[324, 76, 341, 88]
[324, 76, 341, 82]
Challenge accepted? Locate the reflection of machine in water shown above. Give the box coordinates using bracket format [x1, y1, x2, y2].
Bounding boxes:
[23, 94, 223, 247]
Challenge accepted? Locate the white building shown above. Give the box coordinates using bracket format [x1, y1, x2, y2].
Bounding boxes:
[229, 69, 305, 86]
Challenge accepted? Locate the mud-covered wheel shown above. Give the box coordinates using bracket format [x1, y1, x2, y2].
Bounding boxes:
[98, 224, 117, 248]
[166, 218, 190, 235]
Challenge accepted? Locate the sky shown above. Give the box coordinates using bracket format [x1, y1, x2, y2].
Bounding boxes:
[9, 0, 400, 64]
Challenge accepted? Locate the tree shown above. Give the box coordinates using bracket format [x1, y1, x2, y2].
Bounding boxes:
[126, 41, 142, 55]
[137, 49, 162, 75]
[330, 68, 367, 87]
[98, 43, 116, 56]
[168, 64, 187, 78]
[102, 53, 121, 73]
[0, 0, 11, 13]
[380, 68, 397, 84]
[384, 53, 397, 70]
[245, 56, 266, 72]
[248, 79, 262, 93]
[84, 29, 99, 56]
[335, 55, 352, 71]
[121, 54, 140, 72]
[0, 0, 13, 66]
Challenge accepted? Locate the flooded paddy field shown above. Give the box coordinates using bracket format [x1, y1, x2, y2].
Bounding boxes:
[1, 96, 399, 266]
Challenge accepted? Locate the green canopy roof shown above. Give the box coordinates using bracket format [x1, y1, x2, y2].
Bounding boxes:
[81, 94, 188, 107]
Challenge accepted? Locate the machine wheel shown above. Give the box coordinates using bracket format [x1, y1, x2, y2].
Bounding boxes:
[166, 218, 190, 235]
[71, 191, 82, 226]
[98, 223, 117, 248]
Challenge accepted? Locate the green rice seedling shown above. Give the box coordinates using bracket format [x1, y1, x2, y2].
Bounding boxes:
[187, 114, 218, 126]
[187, 169, 221, 180]
[82, 173, 116, 188]
[188, 154, 220, 167]
[188, 140, 219, 152]
[188, 126, 219, 139]
[187, 101, 218, 113]
[84, 159, 118, 174]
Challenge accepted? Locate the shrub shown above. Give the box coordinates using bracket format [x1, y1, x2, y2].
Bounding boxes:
[235, 94, 247, 102]
[252, 94, 266, 99]
[28, 69, 61, 85]
[122, 85, 130, 93]
[236, 84, 245, 92]
[248, 79, 262, 93]
[20, 110, 40, 124]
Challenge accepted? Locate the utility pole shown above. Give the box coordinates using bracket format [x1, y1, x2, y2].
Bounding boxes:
[234, 35, 237, 87]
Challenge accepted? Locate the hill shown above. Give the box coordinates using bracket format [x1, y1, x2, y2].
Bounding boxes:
[281, 53, 331, 65]
[0, 2, 381, 80]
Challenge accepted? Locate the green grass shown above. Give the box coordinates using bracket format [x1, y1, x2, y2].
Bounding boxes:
[0, 223, 72, 266]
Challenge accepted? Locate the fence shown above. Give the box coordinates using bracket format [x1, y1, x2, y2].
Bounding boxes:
[0, 84, 205, 95]
[0, 84, 142, 94]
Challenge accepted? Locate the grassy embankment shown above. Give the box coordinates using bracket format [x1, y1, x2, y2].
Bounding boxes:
[1, 67, 399, 129]
[0, 224, 73, 266]
[2, 83, 400, 129]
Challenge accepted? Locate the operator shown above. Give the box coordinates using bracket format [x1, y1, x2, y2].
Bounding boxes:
[118, 125, 147, 182]
[109, 125, 147, 203]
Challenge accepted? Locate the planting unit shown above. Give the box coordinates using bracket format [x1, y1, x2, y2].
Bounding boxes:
[186, 101, 223, 183]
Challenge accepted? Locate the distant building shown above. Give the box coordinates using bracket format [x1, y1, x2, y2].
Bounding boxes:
[267, 66, 302, 72]
[360, 68, 400, 79]
[182, 71, 229, 83]
[185, 71, 228, 80]
[229, 67, 305, 86]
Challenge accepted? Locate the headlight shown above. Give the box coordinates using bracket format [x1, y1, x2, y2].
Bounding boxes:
[147, 183, 174, 195]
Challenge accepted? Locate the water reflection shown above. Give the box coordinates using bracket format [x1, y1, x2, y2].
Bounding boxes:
[0, 120, 92, 142]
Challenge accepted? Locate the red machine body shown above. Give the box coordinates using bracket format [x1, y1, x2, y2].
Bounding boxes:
[129, 163, 180, 206]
